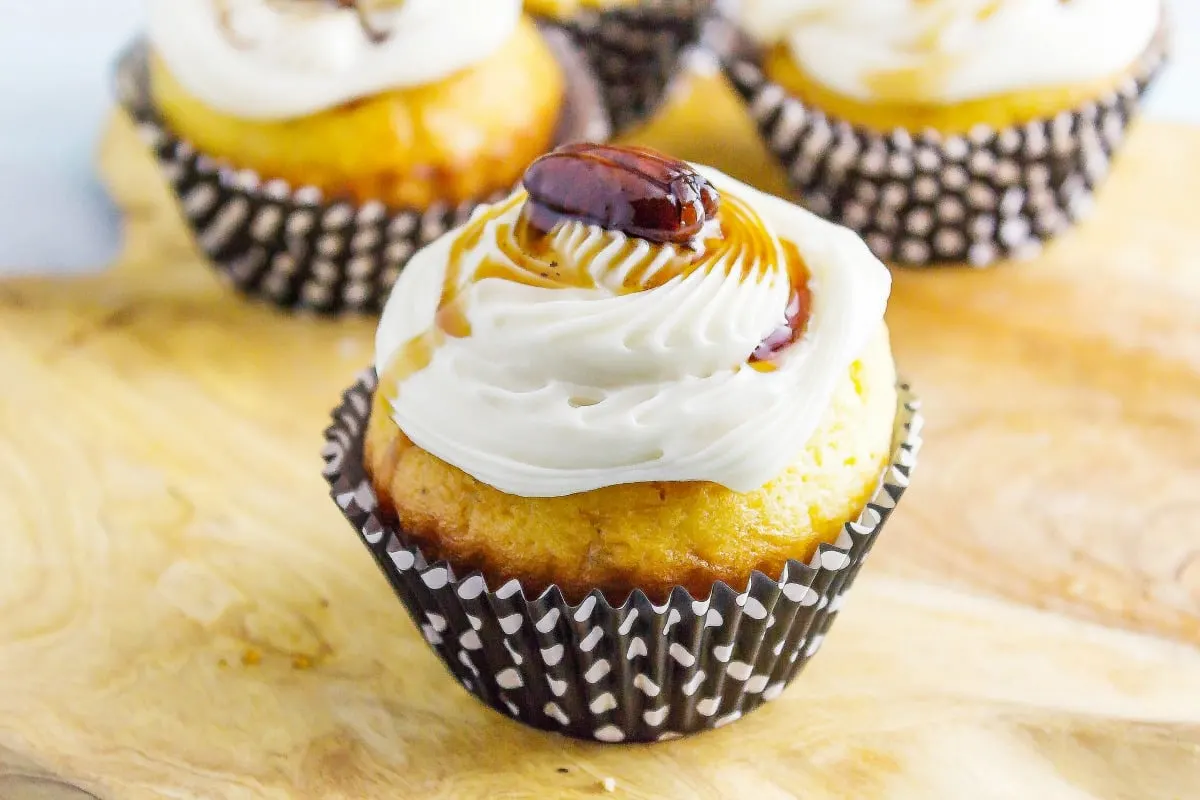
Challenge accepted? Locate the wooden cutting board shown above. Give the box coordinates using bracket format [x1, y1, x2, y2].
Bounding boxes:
[2, 71, 1199, 800]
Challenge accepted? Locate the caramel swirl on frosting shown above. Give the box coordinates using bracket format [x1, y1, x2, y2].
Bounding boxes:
[375, 162, 890, 497]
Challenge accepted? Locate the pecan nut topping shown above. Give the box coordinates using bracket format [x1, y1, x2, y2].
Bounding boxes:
[521, 143, 720, 245]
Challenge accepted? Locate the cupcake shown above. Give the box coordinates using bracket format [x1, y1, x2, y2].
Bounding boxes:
[324, 143, 921, 741]
[528, 0, 717, 133]
[114, 0, 610, 312]
[722, 0, 1168, 266]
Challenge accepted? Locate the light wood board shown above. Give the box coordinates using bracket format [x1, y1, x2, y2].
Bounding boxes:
[1, 72, 1199, 799]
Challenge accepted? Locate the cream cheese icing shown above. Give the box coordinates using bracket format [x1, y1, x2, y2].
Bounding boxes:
[374, 166, 891, 497]
[148, 0, 522, 119]
[737, 0, 1160, 104]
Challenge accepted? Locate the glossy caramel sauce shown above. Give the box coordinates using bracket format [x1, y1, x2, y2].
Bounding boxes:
[380, 191, 815, 392]
[748, 240, 812, 373]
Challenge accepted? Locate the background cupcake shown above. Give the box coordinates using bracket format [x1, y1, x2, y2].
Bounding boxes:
[325, 144, 921, 741]
[528, 0, 717, 133]
[722, 0, 1168, 266]
[116, 0, 609, 312]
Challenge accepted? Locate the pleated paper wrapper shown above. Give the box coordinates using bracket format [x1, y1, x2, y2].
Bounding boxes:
[322, 370, 923, 742]
[112, 31, 610, 314]
[538, 0, 716, 134]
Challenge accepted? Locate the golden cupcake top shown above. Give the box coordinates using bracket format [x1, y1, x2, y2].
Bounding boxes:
[148, 0, 525, 119]
[375, 144, 891, 497]
[738, 0, 1161, 104]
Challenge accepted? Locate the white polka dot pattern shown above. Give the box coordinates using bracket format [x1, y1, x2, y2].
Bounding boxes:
[719, 29, 1167, 268]
[322, 370, 922, 742]
[540, 0, 715, 134]
[111, 34, 610, 313]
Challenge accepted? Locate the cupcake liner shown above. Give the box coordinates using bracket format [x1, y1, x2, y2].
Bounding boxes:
[112, 31, 611, 314]
[540, 0, 716, 134]
[718, 25, 1168, 267]
[322, 370, 922, 742]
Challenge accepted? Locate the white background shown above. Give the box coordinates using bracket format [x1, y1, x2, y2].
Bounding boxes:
[0, 0, 1196, 274]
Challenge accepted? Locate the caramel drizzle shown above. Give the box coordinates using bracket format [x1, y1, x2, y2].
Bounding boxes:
[215, 0, 393, 48]
[861, 1, 976, 101]
[381, 193, 813, 391]
[489, 192, 780, 294]
[863, 0, 1049, 99]
[747, 240, 812, 373]
[332, 0, 391, 44]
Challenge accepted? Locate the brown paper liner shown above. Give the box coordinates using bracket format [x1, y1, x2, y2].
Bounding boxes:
[323, 370, 922, 741]
[537, 0, 716, 134]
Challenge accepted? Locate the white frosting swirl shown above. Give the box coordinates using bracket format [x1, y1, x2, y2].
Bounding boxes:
[148, 0, 522, 119]
[374, 166, 890, 497]
[737, 0, 1160, 103]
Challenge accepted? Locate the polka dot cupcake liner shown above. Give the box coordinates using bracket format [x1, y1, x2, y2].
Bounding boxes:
[322, 370, 922, 742]
[537, 0, 716, 134]
[719, 28, 1168, 267]
[111, 32, 611, 315]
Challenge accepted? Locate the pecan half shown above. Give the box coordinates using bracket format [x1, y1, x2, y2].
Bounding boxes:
[521, 143, 720, 245]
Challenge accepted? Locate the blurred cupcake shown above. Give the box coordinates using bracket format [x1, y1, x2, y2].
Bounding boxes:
[115, 0, 609, 312]
[528, 0, 717, 133]
[324, 143, 922, 741]
[723, 0, 1168, 266]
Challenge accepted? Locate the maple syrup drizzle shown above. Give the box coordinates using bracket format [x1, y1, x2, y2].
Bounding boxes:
[381, 192, 813, 388]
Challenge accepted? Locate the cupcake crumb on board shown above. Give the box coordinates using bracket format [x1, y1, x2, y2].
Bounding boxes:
[602, 777, 617, 792]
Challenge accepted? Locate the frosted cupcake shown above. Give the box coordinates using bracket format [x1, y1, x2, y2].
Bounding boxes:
[528, 0, 717, 133]
[324, 144, 922, 740]
[723, 0, 1168, 266]
[114, 0, 609, 312]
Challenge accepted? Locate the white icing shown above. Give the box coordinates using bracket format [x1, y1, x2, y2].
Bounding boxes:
[737, 0, 1160, 103]
[375, 166, 890, 497]
[148, 0, 522, 119]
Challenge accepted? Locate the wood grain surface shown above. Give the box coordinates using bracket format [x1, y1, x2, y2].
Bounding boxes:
[1, 71, 1199, 799]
